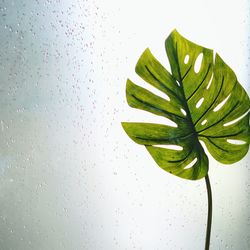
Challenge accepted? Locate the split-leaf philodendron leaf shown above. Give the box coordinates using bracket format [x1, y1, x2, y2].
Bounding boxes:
[122, 29, 250, 180]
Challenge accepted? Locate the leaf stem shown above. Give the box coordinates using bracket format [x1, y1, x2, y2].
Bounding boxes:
[205, 175, 212, 250]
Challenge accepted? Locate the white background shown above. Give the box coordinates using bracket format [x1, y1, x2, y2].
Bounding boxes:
[0, 0, 250, 249]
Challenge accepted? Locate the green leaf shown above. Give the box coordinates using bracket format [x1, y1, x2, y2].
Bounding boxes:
[122, 29, 250, 180]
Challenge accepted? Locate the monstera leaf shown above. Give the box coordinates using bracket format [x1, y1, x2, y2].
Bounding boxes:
[122, 29, 250, 180]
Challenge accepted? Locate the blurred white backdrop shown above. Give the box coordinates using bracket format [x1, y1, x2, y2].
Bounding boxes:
[0, 0, 249, 249]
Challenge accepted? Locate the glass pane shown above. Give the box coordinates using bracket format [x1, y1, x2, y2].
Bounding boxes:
[0, 1, 249, 249]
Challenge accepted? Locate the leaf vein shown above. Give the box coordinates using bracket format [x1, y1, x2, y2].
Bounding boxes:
[194, 76, 226, 126]
[144, 65, 182, 102]
[168, 149, 192, 163]
[187, 64, 212, 101]
[199, 129, 244, 139]
[134, 132, 194, 143]
[131, 94, 185, 120]
[207, 138, 229, 152]
[181, 65, 192, 81]
[197, 101, 239, 134]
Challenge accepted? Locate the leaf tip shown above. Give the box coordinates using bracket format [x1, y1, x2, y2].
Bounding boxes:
[126, 78, 133, 90]
[171, 28, 179, 34]
[121, 122, 129, 135]
[166, 28, 180, 42]
[121, 121, 127, 129]
[121, 122, 138, 143]
[135, 48, 152, 73]
[214, 52, 222, 62]
[214, 53, 227, 67]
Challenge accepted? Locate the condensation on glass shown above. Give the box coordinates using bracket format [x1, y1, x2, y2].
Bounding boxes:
[0, 0, 249, 249]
